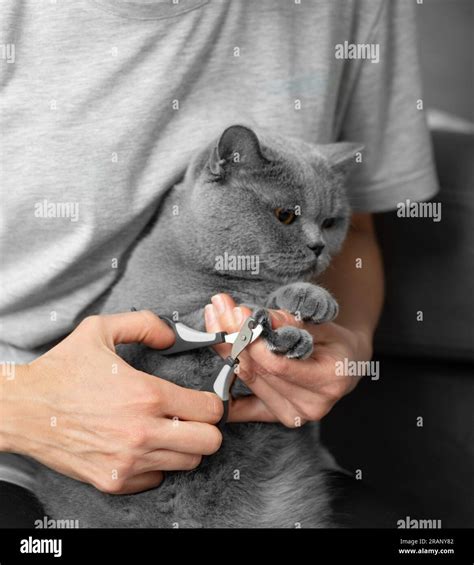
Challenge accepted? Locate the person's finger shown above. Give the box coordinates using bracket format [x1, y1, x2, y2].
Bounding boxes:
[243, 342, 351, 393]
[204, 298, 256, 358]
[209, 294, 296, 333]
[211, 293, 238, 322]
[137, 449, 203, 474]
[114, 471, 164, 494]
[203, 294, 335, 421]
[256, 371, 336, 421]
[228, 395, 279, 423]
[296, 320, 341, 344]
[267, 310, 339, 345]
[204, 303, 231, 357]
[95, 310, 175, 349]
[237, 336, 317, 386]
[267, 309, 303, 329]
[205, 293, 331, 349]
[146, 376, 224, 424]
[235, 371, 302, 427]
[256, 367, 312, 398]
[147, 418, 223, 455]
[214, 297, 249, 332]
[210, 294, 239, 350]
[204, 295, 303, 357]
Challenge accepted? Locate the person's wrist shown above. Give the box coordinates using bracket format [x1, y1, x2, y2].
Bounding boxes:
[0, 363, 32, 453]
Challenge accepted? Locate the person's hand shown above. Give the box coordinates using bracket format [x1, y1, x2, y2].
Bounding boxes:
[0, 311, 223, 494]
[204, 294, 372, 427]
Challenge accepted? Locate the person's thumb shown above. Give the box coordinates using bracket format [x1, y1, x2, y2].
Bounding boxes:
[97, 310, 176, 350]
[268, 309, 302, 329]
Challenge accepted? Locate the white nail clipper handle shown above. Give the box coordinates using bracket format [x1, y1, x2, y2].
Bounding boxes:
[212, 356, 238, 401]
[206, 355, 239, 430]
[159, 316, 227, 355]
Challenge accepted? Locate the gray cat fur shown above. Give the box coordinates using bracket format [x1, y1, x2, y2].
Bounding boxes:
[35, 125, 363, 528]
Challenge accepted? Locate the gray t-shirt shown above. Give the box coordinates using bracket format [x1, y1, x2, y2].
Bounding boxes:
[0, 0, 438, 488]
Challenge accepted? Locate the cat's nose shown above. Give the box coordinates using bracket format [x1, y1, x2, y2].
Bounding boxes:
[308, 243, 325, 257]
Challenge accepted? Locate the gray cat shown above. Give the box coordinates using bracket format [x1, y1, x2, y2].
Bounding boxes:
[35, 125, 362, 528]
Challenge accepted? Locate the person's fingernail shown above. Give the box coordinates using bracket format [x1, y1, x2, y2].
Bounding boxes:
[233, 307, 244, 325]
[211, 294, 226, 314]
[204, 304, 217, 324]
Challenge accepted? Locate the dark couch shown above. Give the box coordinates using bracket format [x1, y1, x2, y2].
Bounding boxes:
[322, 127, 474, 528]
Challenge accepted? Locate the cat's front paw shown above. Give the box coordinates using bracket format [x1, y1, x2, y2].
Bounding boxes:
[266, 326, 314, 359]
[266, 282, 338, 324]
[252, 307, 313, 360]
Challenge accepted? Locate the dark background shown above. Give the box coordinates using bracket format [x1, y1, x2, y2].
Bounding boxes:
[322, 0, 474, 529]
[417, 0, 472, 121]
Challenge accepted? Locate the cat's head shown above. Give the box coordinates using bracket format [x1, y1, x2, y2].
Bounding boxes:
[182, 125, 363, 283]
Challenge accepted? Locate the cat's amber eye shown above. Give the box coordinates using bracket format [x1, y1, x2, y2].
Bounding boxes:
[322, 217, 336, 229]
[275, 207, 297, 225]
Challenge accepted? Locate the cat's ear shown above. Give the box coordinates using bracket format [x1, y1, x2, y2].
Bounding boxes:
[315, 142, 364, 175]
[209, 125, 268, 178]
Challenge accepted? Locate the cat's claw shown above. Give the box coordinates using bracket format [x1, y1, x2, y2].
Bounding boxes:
[252, 307, 272, 331]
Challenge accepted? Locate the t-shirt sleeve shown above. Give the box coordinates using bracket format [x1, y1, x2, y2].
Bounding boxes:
[339, 0, 439, 212]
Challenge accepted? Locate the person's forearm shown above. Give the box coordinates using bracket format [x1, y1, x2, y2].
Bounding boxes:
[318, 212, 384, 351]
